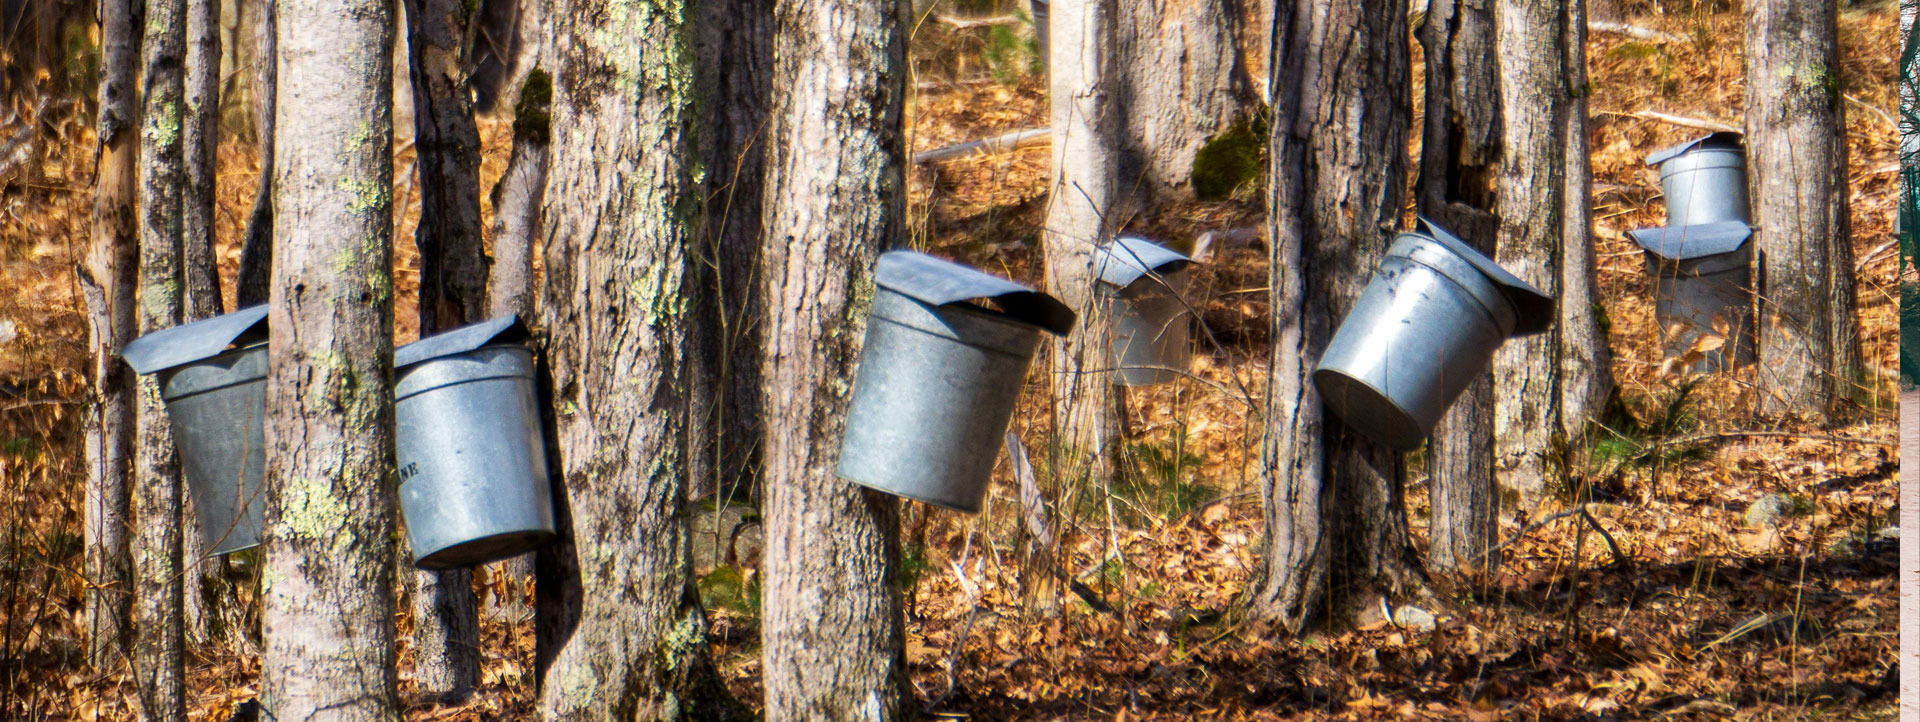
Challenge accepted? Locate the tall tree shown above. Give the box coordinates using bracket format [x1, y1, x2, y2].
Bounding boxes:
[1745, 0, 1858, 416]
[533, 0, 742, 717]
[1113, 0, 1253, 207]
[181, 0, 226, 648]
[258, 0, 402, 718]
[132, 0, 190, 715]
[1248, 0, 1425, 633]
[403, 0, 488, 698]
[1490, 0, 1611, 506]
[1416, 0, 1500, 572]
[80, 0, 141, 665]
[756, 0, 910, 718]
[235, 0, 275, 308]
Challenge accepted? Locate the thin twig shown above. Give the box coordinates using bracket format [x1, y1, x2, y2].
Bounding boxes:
[1578, 505, 1629, 569]
[1844, 93, 1896, 131]
[927, 603, 987, 710]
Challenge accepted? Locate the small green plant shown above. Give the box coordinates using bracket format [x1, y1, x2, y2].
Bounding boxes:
[898, 541, 929, 591]
[1190, 114, 1267, 202]
[698, 564, 761, 621]
[1609, 42, 1679, 97]
[1591, 380, 1707, 469]
[1102, 425, 1215, 524]
[982, 11, 1040, 84]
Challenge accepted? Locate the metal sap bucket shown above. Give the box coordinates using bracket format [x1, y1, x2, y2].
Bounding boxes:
[837, 251, 1076, 513]
[120, 305, 270, 556]
[1095, 236, 1193, 386]
[1647, 132, 1750, 226]
[393, 315, 556, 569]
[1312, 218, 1553, 450]
[1626, 221, 1757, 373]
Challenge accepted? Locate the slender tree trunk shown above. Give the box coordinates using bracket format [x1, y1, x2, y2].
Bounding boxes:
[757, 0, 910, 719]
[133, 0, 190, 715]
[1902, 387, 1918, 716]
[1557, 5, 1612, 449]
[1112, 0, 1250, 207]
[235, 0, 274, 308]
[1416, 0, 1500, 573]
[533, 1, 743, 718]
[1248, 0, 1424, 634]
[82, 0, 141, 667]
[402, 0, 487, 699]
[258, 0, 402, 718]
[1745, 0, 1857, 417]
[181, 0, 226, 649]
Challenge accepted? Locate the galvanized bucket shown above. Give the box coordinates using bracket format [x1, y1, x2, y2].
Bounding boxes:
[120, 305, 271, 556]
[1647, 132, 1750, 226]
[1312, 218, 1553, 451]
[1626, 221, 1757, 373]
[1095, 236, 1193, 386]
[837, 251, 1075, 513]
[393, 315, 556, 569]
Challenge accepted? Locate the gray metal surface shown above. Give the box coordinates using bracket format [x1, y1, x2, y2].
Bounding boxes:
[158, 343, 268, 555]
[1096, 237, 1193, 386]
[394, 344, 555, 569]
[1312, 228, 1546, 450]
[1648, 132, 1749, 226]
[394, 314, 527, 368]
[1627, 222, 1757, 373]
[837, 287, 1048, 513]
[876, 251, 1076, 335]
[1411, 217, 1553, 335]
[120, 304, 268, 374]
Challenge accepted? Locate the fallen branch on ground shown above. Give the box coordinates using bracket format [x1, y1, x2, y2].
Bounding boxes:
[912, 128, 1050, 164]
[1629, 110, 1740, 134]
[1648, 430, 1895, 451]
[1475, 503, 1628, 567]
[932, 13, 1024, 29]
[1588, 20, 1685, 43]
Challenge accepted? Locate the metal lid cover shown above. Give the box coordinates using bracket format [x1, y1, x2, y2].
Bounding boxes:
[1645, 131, 1744, 167]
[1094, 236, 1192, 289]
[1625, 221, 1753, 262]
[120, 305, 270, 375]
[873, 251, 1076, 336]
[1406, 217, 1555, 336]
[396, 314, 531, 370]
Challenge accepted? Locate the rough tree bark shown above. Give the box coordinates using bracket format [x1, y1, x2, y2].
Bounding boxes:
[532, 0, 743, 718]
[1416, 0, 1500, 573]
[1248, 0, 1425, 634]
[1112, 0, 1251, 207]
[235, 0, 275, 308]
[180, 0, 226, 648]
[403, 0, 487, 699]
[1744, 0, 1858, 417]
[258, 0, 402, 718]
[132, 0, 189, 715]
[81, 0, 140, 666]
[1491, 0, 1610, 508]
[756, 0, 911, 719]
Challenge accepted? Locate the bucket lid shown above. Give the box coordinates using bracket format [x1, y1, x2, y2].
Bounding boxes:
[1406, 217, 1554, 336]
[396, 314, 532, 370]
[1625, 221, 1753, 262]
[1094, 236, 1191, 289]
[121, 305, 270, 375]
[874, 251, 1076, 336]
[1645, 132, 1743, 167]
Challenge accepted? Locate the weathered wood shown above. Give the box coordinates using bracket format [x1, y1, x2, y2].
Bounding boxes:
[179, 0, 228, 650]
[234, 0, 274, 308]
[756, 0, 910, 718]
[259, 0, 402, 717]
[1113, 0, 1251, 206]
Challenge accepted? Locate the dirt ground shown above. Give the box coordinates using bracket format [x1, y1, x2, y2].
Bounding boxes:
[0, 3, 1902, 720]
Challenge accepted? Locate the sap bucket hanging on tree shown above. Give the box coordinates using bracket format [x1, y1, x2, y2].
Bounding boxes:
[1312, 218, 1554, 451]
[1626, 221, 1757, 373]
[837, 251, 1076, 513]
[1647, 132, 1750, 226]
[1094, 236, 1194, 386]
[393, 315, 556, 569]
[120, 305, 270, 556]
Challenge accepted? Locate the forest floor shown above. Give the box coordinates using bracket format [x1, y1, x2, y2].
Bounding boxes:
[0, 3, 1903, 721]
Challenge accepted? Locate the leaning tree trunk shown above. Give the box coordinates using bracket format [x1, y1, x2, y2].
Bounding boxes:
[1247, 0, 1424, 634]
[756, 0, 910, 719]
[132, 0, 189, 715]
[180, 0, 226, 648]
[1490, 0, 1607, 508]
[81, 0, 141, 667]
[1044, 0, 1119, 482]
[1112, 0, 1251, 207]
[403, 0, 487, 699]
[235, 0, 275, 308]
[1745, 0, 1857, 417]
[258, 0, 402, 718]
[1416, 0, 1500, 573]
[533, 0, 743, 718]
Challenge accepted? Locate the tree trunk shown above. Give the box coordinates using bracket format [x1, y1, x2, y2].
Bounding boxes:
[688, 0, 772, 503]
[756, 0, 910, 719]
[533, 1, 743, 718]
[1044, 0, 1118, 479]
[1557, 6, 1612, 455]
[1744, 0, 1857, 417]
[235, 0, 274, 308]
[402, 0, 488, 699]
[181, 0, 228, 649]
[258, 0, 402, 718]
[1902, 387, 1918, 715]
[1416, 0, 1500, 573]
[82, 0, 141, 667]
[1490, 0, 1604, 508]
[1112, 0, 1251, 207]
[133, 0, 189, 715]
[1248, 0, 1423, 634]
